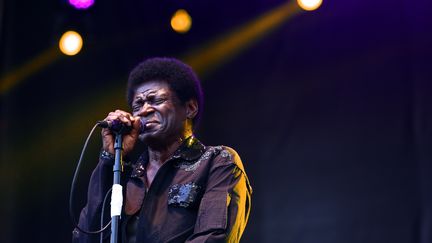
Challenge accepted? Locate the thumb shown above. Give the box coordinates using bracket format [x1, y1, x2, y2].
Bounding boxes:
[131, 116, 142, 133]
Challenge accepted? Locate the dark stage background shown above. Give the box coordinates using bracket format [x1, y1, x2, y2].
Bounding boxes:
[1, 0, 432, 242]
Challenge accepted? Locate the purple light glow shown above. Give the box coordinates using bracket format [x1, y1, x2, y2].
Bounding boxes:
[69, 0, 95, 9]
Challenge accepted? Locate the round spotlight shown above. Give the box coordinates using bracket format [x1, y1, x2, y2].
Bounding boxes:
[69, 0, 95, 10]
[171, 9, 192, 34]
[59, 31, 83, 56]
[297, 0, 322, 11]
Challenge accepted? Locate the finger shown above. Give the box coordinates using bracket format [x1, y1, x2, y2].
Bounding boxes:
[105, 114, 123, 123]
[115, 110, 134, 125]
[106, 110, 131, 119]
[105, 114, 132, 126]
[115, 110, 133, 119]
[101, 127, 113, 136]
[130, 116, 142, 132]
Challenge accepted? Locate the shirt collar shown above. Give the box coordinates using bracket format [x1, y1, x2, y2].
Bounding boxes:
[171, 136, 206, 161]
[131, 136, 205, 178]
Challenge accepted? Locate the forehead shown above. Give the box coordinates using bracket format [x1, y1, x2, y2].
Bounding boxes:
[133, 81, 172, 99]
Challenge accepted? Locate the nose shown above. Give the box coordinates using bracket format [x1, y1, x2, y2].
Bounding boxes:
[137, 102, 155, 117]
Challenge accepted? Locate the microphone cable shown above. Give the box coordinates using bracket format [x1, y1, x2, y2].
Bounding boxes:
[69, 123, 112, 235]
[100, 187, 112, 243]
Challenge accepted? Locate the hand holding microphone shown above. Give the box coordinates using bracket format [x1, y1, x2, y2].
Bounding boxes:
[97, 117, 146, 134]
[98, 110, 143, 156]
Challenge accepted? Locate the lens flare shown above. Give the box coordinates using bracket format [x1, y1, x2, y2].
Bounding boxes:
[297, 0, 322, 11]
[68, 0, 95, 10]
[59, 31, 83, 56]
[171, 9, 192, 34]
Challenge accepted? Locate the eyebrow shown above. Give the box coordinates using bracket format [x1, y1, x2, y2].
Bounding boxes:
[137, 90, 157, 97]
[133, 91, 168, 102]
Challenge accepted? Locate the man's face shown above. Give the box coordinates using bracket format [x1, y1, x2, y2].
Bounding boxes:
[131, 81, 187, 145]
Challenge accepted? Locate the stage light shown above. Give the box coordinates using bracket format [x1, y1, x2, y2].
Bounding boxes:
[297, 0, 322, 11]
[171, 9, 192, 34]
[69, 0, 94, 10]
[59, 31, 83, 56]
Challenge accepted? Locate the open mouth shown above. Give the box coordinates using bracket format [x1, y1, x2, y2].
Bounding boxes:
[144, 121, 160, 129]
[145, 120, 159, 125]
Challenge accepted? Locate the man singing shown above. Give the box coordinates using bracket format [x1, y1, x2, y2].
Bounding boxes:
[73, 57, 252, 243]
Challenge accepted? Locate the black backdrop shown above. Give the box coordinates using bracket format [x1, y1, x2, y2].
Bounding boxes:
[1, 0, 431, 242]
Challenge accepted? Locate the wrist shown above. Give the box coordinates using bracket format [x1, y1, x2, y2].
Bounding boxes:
[100, 149, 115, 161]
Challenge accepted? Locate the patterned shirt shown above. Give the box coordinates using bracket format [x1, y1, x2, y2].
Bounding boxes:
[73, 136, 252, 243]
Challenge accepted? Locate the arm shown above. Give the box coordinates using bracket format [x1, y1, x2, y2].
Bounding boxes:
[72, 110, 141, 242]
[72, 152, 114, 243]
[186, 147, 252, 243]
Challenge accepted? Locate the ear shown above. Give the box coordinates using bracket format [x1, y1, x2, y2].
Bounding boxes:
[185, 99, 198, 119]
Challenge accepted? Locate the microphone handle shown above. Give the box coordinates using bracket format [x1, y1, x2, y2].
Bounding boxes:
[97, 119, 145, 134]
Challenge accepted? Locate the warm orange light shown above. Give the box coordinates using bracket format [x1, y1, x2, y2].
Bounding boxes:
[59, 31, 83, 56]
[297, 0, 322, 11]
[171, 9, 192, 34]
[183, 1, 301, 77]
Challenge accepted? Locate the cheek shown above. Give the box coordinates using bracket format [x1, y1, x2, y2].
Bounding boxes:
[159, 105, 187, 127]
[166, 113, 180, 126]
[165, 113, 186, 131]
[158, 111, 176, 128]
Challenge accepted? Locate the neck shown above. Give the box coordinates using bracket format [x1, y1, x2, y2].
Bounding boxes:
[147, 141, 181, 165]
[147, 125, 193, 165]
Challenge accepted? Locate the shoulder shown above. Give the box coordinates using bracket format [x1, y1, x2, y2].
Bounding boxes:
[203, 145, 246, 175]
[203, 145, 253, 194]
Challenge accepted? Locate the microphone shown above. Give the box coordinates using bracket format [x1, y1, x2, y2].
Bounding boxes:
[97, 118, 146, 134]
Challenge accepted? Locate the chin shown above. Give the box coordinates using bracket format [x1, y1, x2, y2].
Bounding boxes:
[138, 134, 146, 142]
[140, 130, 163, 144]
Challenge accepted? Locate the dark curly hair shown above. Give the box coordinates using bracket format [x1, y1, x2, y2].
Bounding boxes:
[127, 57, 204, 126]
